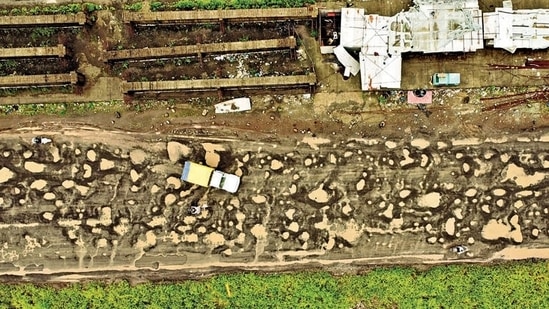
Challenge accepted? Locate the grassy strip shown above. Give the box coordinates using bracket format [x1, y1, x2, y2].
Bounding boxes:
[0, 100, 124, 116]
[127, 0, 316, 12]
[0, 3, 105, 16]
[0, 261, 547, 308]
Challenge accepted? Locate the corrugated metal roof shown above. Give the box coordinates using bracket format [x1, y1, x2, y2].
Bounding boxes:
[339, 0, 484, 90]
[334, 45, 360, 76]
[340, 8, 365, 49]
[360, 52, 402, 90]
[388, 0, 483, 54]
[337, 0, 549, 90]
[483, 1, 549, 53]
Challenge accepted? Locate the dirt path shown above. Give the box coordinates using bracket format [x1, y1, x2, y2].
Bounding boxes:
[0, 0, 548, 283]
[0, 124, 547, 282]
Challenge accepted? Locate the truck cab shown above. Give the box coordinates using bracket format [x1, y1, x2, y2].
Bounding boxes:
[209, 170, 240, 193]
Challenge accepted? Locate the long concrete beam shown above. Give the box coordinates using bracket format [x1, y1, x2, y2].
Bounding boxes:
[106, 37, 296, 61]
[0, 72, 78, 88]
[123, 7, 317, 24]
[0, 12, 86, 27]
[0, 44, 66, 58]
[122, 73, 316, 93]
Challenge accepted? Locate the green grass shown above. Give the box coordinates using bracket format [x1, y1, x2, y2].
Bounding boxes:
[0, 100, 124, 117]
[0, 261, 547, 308]
[146, 0, 316, 11]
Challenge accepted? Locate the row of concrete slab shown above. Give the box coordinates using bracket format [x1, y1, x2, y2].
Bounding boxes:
[0, 8, 317, 94]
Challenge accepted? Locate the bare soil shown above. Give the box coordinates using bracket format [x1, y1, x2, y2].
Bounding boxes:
[127, 22, 294, 48]
[0, 1, 548, 282]
[118, 50, 312, 82]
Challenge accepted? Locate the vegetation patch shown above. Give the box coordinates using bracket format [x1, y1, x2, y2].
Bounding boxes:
[125, 0, 316, 12]
[0, 100, 123, 117]
[0, 261, 547, 308]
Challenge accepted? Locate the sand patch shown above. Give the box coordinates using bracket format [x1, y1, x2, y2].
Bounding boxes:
[43, 192, 56, 200]
[399, 189, 411, 199]
[130, 170, 142, 182]
[331, 219, 363, 245]
[300, 136, 331, 150]
[201, 143, 225, 167]
[356, 179, 365, 191]
[381, 204, 393, 219]
[400, 149, 415, 167]
[24, 162, 46, 173]
[86, 150, 97, 162]
[99, 158, 115, 170]
[270, 159, 283, 171]
[147, 216, 167, 228]
[75, 185, 90, 196]
[481, 217, 523, 243]
[445, 217, 456, 236]
[204, 232, 225, 247]
[166, 142, 191, 162]
[501, 163, 546, 188]
[83, 164, 92, 178]
[451, 138, 482, 146]
[251, 224, 267, 239]
[287, 222, 299, 233]
[251, 195, 267, 204]
[205, 151, 220, 168]
[62, 180, 75, 189]
[385, 141, 397, 149]
[464, 188, 477, 197]
[495, 247, 549, 260]
[285, 209, 295, 220]
[202, 143, 226, 153]
[49, 147, 61, 163]
[135, 230, 157, 250]
[166, 176, 181, 189]
[100, 207, 112, 226]
[96, 238, 108, 248]
[308, 185, 330, 203]
[129, 149, 147, 165]
[23, 150, 33, 159]
[164, 194, 177, 206]
[410, 138, 430, 149]
[417, 192, 442, 208]
[30, 179, 48, 190]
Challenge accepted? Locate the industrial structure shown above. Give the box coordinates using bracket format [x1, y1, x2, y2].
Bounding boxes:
[106, 37, 296, 62]
[0, 72, 79, 88]
[0, 12, 86, 27]
[0, 44, 66, 58]
[330, 0, 549, 90]
[122, 73, 317, 94]
[123, 7, 317, 26]
[483, 1, 549, 53]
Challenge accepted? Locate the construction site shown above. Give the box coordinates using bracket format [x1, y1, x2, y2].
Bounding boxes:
[0, 0, 548, 286]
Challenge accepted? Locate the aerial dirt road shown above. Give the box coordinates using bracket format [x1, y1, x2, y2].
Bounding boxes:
[0, 124, 548, 282]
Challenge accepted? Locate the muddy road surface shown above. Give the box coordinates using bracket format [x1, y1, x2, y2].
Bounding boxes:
[0, 125, 548, 282]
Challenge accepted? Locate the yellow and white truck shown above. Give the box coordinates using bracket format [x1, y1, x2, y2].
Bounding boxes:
[180, 161, 240, 193]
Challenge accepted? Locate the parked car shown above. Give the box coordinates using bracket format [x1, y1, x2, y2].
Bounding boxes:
[32, 137, 52, 145]
[432, 73, 460, 86]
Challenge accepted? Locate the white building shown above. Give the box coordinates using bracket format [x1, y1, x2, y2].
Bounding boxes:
[483, 0, 549, 53]
[359, 14, 402, 90]
[335, 0, 484, 90]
